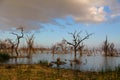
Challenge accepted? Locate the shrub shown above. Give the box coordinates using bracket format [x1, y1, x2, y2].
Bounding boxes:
[0, 53, 10, 63]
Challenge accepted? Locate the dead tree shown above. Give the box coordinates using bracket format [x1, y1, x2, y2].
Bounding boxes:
[65, 31, 92, 59]
[56, 39, 68, 54]
[0, 40, 6, 52]
[109, 43, 115, 56]
[51, 45, 57, 54]
[26, 34, 34, 56]
[12, 27, 24, 56]
[102, 36, 117, 56]
[102, 36, 110, 56]
[5, 39, 15, 55]
[102, 36, 109, 56]
[78, 43, 85, 56]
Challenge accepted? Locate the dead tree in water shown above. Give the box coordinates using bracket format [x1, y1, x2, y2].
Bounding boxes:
[12, 27, 24, 56]
[51, 45, 56, 54]
[26, 34, 34, 56]
[65, 31, 92, 59]
[0, 39, 14, 54]
[102, 36, 117, 56]
[109, 43, 115, 56]
[5, 39, 15, 55]
[78, 43, 85, 56]
[102, 36, 109, 56]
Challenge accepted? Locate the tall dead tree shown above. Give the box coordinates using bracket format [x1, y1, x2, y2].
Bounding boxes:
[102, 36, 116, 56]
[12, 27, 24, 56]
[26, 34, 34, 55]
[65, 31, 92, 59]
[102, 36, 109, 56]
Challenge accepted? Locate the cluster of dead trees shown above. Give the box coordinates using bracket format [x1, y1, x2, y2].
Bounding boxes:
[51, 39, 68, 54]
[51, 31, 119, 59]
[0, 26, 35, 57]
[0, 39, 14, 55]
[51, 31, 93, 60]
[0, 27, 119, 59]
[102, 36, 118, 56]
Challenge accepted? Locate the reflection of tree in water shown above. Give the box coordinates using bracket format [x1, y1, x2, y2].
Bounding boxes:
[104, 57, 116, 71]
[69, 53, 88, 71]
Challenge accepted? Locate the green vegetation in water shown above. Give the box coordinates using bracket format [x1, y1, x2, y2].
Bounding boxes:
[0, 52, 10, 63]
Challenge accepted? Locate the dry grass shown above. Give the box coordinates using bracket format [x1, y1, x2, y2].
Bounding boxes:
[0, 64, 120, 80]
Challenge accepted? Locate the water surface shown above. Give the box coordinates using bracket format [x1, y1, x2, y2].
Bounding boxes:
[4, 52, 120, 71]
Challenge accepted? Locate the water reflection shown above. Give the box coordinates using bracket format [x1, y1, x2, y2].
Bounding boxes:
[4, 52, 120, 71]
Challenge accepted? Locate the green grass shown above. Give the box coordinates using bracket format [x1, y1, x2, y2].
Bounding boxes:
[0, 64, 120, 80]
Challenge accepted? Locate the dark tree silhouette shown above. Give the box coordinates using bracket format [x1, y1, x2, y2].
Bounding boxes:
[109, 43, 115, 56]
[102, 36, 109, 56]
[65, 31, 92, 59]
[12, 27, 24, 56]
[102, 36, 117, 56]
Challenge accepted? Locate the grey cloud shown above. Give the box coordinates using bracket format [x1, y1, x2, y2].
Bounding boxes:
[104, 0, 120, 17]
[0, 0, 119, 31]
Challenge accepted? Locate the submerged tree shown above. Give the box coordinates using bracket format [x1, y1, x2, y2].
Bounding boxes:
[26, 34, 34, 56]
[5, 39, 15, 55]
[0, 39, 14, 55]
[0, 40, 7, 52]
[102, 36, 117, 56]
[78, 43, 85, 56]
[12, 27, 24, 56]
[102, 36, 109, 56]
[55, 39, 68, 54]
[65, 31, 92, 59]
[109, 43, 115, 56]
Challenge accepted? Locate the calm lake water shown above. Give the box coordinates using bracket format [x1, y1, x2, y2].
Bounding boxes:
[4, 52, 120, 71]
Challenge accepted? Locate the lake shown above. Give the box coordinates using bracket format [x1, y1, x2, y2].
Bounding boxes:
[4, 52, 120, 71]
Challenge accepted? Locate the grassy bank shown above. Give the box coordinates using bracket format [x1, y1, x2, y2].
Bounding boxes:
[0, 64, 120, 80]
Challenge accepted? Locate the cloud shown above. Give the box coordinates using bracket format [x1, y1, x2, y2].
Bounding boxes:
[0, 0, 120, 31]
[104, 0, 120, 17]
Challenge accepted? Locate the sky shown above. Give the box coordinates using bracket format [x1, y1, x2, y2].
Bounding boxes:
[0, 0, 120, 47]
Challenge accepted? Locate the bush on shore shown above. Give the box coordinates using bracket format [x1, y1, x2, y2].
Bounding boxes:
[0, 52, 10, 62]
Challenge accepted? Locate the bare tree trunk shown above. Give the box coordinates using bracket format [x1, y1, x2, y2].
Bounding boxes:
[12, 27, 24, 56]
[74, 47, 77, 60]
[15, 38, 20, 56]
